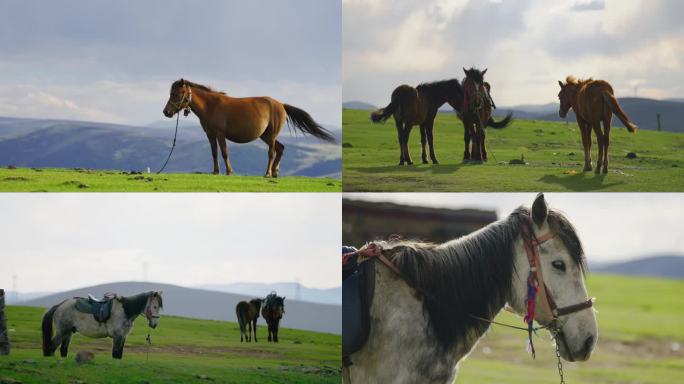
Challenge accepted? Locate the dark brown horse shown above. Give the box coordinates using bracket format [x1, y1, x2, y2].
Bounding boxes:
[558, 76, 638, 174]
[236, 298, 262, 342]
[461, 68, 512, 163]
[162, 79, 335, 177]
[261, 293, 285, 343]
[370, 79, 464, 165]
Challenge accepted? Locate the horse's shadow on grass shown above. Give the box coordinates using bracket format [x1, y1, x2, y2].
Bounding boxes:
[538, 172, 624, 191]
[350, 162, 475, 175]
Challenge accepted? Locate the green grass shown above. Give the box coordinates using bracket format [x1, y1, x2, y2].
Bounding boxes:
[342, 109, 684, 191]
[455, 273, 684, 383]
[0, 168, 341, 192]
[0, 306, 341, 383]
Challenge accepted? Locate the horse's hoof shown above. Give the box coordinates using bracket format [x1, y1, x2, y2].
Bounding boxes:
[471, 160, 483, 165]
[213, 171, 220, 175]
[583, 165, 593, 172]
[602, 168, 608, 174]
[432, 160, 439, 165]
[407, 161, 414, 165]
[422, 160, 429, 164]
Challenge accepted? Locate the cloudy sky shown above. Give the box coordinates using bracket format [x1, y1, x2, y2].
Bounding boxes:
[0, 194, 341, 293]
[346, 192, 684, 263]
[0, 0, 341, 126]
[343, 0, 684, 107]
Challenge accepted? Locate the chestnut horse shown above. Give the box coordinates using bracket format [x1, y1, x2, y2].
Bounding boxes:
[558, 76, 638, 174]
[461, 68, 512, 163]
[163, 79, 335, 177]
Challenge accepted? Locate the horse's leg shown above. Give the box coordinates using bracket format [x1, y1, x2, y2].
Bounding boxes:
[274, 323, 279, 343]
[112, 335, 125, 359]
[592, 123, 604, 174]
[47, 329, 63, 356]
[247, 321, 252, 342]
[259, 129, 276, 178]
[602, 118, 611, 174]
[404, 122, 414, 165]
[59, 333, 72, 357]
[579, 123, 593, 172]
[419, 124, 428, 164]
[252, 318, 258, 342]
[463, 122, 471, 162]
[395, 120, 405, 165]
[426, 121, 438, 164]
[272, 140, 285, 178]
[267, 321, 273, 342]
[217, 137, 233, 176]
[480, 125, 488, 162]
[206, 134, 220, 174]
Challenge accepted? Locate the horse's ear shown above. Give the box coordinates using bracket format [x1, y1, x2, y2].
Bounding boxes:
[463, 67, 467, 75]
[282, 296, 286, 301]
[482, 68, 487, 75]
[558, 80, 564, 88]
[532, 193, 548, 228]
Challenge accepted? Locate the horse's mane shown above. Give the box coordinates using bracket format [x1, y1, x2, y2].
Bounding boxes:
[380, 207, 586, 350]
[249, 298, 263, 307]
[172, 79, 226, 95]
[121, 291, 162, 319]
[416, 79, 463, 100]
[565, 75, 593, 86]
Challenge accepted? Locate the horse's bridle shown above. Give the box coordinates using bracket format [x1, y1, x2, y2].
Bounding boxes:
[169, 83, 192, 115]
[144, 295, 161, 321]
[522, 226, 594, 328]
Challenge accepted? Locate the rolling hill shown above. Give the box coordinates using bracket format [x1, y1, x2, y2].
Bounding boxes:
[0, 116, 341, 178]
[197, 282, 341, 305]
[591, 255, 684, 279]
[18, 281, 340, 334]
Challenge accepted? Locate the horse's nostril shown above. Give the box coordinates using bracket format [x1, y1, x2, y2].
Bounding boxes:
[584, 336, 594, 354]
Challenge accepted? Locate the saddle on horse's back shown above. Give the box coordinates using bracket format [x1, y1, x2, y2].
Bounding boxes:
[74, 293, 116, 323]
[342, 257, 376, 365]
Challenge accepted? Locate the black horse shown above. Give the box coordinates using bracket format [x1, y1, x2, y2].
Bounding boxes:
[261, 292, 285, 342]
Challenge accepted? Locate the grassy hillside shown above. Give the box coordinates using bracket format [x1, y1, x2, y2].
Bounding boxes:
[455, 274, 684, 383]
[342, 109, 684, 191]
[0, 167, 341, 192]
[0, 307, 341, 383]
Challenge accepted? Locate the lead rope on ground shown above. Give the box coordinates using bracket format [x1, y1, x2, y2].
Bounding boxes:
[156, 112, 180, 174]
[146, 332, 152, 362]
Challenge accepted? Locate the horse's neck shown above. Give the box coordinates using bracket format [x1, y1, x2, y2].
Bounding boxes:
[189, 88, 224, 119]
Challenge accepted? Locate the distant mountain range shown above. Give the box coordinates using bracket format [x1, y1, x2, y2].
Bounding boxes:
[0, 116, 341, 178]
[590, 255, 684, 280]
[344, 97, 684, 133]
[196, 282, 341, 305]
[15, 281, 341, 334]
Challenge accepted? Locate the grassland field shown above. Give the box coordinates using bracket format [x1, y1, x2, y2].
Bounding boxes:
[0, 307, 341, 384]
[342, 109, 684, 191]
[0, 168, 341, 192]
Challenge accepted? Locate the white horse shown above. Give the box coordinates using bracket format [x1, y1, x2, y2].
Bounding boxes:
[42, 291, 163, 359]
[348, 194, 598, 383]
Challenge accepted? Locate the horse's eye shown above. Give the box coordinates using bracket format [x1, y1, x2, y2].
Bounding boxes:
[552, 260, 566, 272]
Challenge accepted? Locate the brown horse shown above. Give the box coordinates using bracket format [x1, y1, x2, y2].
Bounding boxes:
[236, 298, 262, 342]
[461, 67, 513, 163]
[370, 79, 464, 165]
[162, 79, 335, 177]
[558, 76, 638, 174]
[261, 293, 285, 343]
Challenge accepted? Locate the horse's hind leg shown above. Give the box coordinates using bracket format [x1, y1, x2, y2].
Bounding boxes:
[463, 123, 471, 162]
[592, 123, 604, 174]
[395, 120, 405, 165]
[259, 129, 277, 178]
[480, 126, 488, 162]
[579, 123, 593, 172]
[272, 140, 285, 178]
[59, 333, 72, 357]
[426, 122, 438, 164]
[403, 123, 414, 165]
[602, 119, 611, 174]
[419, 124, 428, 164]
[46, 330, 62, 356]
[217, 137, 233, 175]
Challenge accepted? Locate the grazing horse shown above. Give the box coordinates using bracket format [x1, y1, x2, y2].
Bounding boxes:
[348, 194, 597, 383]
[42, 291, 163, 359]
[370, 79, 464, 165]
[163, 79, 335, 177]
[261, 293, 285, 342]
[558, 76, 638, 173]
[236, 298, 262, 342]
[461, 67, 512, 162]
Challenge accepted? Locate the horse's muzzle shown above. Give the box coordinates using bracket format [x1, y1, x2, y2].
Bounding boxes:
[163, 109, 173, 118]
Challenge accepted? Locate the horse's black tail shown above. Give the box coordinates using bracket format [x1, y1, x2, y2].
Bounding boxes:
[283, 104, 336, 143]
[370, 101, 397, 123]
[42, 304, 58, 356]
[486, 112, 513, 129]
